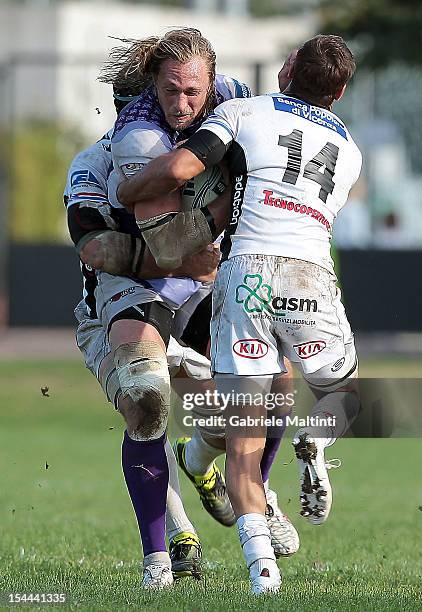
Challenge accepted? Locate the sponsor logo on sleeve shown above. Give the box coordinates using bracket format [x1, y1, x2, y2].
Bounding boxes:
[233, 339, 269, 359]
[121, 162, 146, 177]
[71, 170, 101, 188]
[109, 287, 137, 303]
[293, 340, 326, 359]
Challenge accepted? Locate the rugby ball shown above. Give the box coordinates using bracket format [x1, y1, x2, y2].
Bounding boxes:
[181, 164, 227, 210]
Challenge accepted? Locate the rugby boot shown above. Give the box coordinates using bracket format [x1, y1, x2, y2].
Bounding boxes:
[141, 563, 173, 590]
[292, 430, 341, 525]
[169, 531, 202, 579]
[250, 559, 282, 596]
[265, 488, 300, 557]
[173, 437, 236, 527]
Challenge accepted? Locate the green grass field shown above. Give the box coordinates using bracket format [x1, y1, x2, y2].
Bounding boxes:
[1, 358, 421, 611]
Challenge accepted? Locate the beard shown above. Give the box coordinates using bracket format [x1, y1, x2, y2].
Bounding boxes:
[167, 111, 195, 130]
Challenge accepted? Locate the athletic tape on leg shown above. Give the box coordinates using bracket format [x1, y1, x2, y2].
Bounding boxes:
[311, 390, 360, 441]
[141, 209, 213, 269]
[237, 514, 276, 568]
[114, 341, 170, 405]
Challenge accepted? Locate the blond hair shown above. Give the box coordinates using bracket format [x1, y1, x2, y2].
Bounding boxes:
[99, 28, 216, 102]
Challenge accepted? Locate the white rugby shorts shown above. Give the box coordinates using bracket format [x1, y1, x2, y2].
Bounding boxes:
[94, 271, 163, 332]
[211, 255, 357, 387]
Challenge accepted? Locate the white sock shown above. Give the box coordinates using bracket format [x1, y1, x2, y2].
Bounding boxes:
[143, 551, 171, 568]
[184, 430, 223, 476]
[164, 440, 196, 540]
[237, 513, 276, 568]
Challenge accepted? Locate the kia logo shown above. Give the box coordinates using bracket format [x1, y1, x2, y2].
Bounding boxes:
[233, 339, 269, 359]
[293, 340, 326, 359]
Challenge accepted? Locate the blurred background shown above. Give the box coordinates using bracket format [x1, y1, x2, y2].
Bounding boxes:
[0, 0, 421, 354]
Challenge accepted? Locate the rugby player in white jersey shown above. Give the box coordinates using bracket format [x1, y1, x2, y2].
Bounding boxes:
[66, 126, 231, 585]
[67, 28, 298, 590]
[116, 35, 362, 594]
[65, 125, 221, 583]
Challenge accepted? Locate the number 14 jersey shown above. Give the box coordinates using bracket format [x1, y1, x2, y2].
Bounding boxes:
[198, 93, 362, 273]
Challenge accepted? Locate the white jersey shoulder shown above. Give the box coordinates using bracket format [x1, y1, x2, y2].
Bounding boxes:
[111, 121, 172, 182]
[198, 95, 250, 142]
[199, 93, 362, 272]
[215, 74, 252, 100]
[64, 131, 112, 208]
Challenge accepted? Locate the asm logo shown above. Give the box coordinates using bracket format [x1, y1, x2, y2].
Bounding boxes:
[293, 340, 326, 359]
[233, 339, 269, 359]
[71, 170, 101, 187]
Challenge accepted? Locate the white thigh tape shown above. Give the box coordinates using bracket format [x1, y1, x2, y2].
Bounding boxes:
[95, 231, 144, 276]
[142, 209, 213, 270]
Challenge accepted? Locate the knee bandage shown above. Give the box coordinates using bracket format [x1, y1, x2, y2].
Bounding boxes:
[114, 341, 170, 439]
[114, 341, 170, 403]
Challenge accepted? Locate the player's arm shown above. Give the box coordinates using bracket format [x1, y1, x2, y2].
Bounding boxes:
[134, 101, 240, 269]
[117, 129, 231, 212]
[117, 147, 230, 268]
[66, 198, 142, 274]
[63, 146, 217, 279]
[139, 184, 232, 269]
[115, 101, 240, 269]
[117, 147, 206, 211]
[79, 230, 219, 281]
[112, 125, 187, 224]
[67, 202, 218, 281]
[111, 121, 214, 273]
[133, 136, 231, 269]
